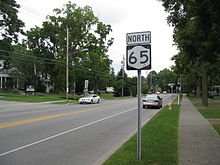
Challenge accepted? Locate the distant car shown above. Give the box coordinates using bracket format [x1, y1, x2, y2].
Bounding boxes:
[163, 91, 167, 94]
[142, 95, 162, 109]
[79, 94, 100, 104]
[156, 91, 160, 94]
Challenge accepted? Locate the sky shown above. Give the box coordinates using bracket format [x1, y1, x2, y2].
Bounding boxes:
[16, 0, 178, 77]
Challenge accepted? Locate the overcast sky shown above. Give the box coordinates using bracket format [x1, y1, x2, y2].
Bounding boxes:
[16, 0, 178, 77]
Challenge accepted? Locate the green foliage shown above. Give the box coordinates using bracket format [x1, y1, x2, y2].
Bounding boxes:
[156, 68, 177, 92]
[16, 2, 114, 93]
[0, 0, 24, 43]
[0, 0, 25, 68]
[159, 0, 220, 107]
[112, 68, 139, 97]
[141, 84, 149, 95]
[130, 86, 137, 97]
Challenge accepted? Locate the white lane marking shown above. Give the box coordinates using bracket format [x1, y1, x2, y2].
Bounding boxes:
[0, 108, 135, 157]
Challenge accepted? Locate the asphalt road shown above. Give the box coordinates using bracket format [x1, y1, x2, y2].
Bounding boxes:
[0, 94, 174, 165]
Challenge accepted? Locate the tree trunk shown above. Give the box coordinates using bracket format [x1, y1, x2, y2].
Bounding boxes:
[196, 79, 201, 98]
[93, 75, 99, 94]
[201, 63, 208, 107]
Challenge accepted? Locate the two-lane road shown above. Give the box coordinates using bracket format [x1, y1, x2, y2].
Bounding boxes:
[0, 94, 173, 165]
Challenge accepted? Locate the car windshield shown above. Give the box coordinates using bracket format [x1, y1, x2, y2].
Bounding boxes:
[85, 95, 93, 98]
[145, 95, 158, 100]
[85, 95, 96, 98]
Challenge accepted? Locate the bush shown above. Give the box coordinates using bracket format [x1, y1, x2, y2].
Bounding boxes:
[113, 87, 130, 97]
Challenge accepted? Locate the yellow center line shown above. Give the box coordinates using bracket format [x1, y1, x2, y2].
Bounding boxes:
[0, 104, 117, 129]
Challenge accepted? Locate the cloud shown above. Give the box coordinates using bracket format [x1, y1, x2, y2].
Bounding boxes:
[82, 0, 129, 24]
[16, 0, 178, 77]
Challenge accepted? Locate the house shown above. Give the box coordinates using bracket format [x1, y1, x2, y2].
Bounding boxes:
[0, 60, 19, 89]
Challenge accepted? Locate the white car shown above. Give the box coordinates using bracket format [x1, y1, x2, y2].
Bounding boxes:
[142, 95, 162, 109]
[79, 94, 100, 104]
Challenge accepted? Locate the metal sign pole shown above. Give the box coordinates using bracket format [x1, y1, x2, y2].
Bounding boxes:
[137, 69, 142, 160]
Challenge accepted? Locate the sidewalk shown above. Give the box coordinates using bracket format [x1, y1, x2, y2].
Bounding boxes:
[179, 96, 220, 165]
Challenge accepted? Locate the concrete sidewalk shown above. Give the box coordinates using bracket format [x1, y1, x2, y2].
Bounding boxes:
[179, 96, 220, 165]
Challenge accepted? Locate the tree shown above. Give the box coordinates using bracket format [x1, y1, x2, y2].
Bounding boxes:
[25, 2, 113, 93]
[113, 68, 130, 97]
[0, 0, 24, 67]
[159, 0, 220, 107]
[146, 70, 157, 92]
[142, 84, 150, 95]
[156, 68, 177, 92]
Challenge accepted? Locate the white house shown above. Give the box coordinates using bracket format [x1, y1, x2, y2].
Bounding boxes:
[0, 60, 19, 89]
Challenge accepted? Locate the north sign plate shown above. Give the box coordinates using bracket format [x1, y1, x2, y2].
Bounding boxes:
[126, 31, 151, 46]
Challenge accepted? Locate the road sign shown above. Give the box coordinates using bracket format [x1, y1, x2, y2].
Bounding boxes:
[126, 31, 151, 161]
[168, 83, 175, 87]
[126, 45, 151, 70]
[126, 31, 151, 45]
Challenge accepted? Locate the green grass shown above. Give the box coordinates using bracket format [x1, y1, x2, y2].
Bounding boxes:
[188, 96, 220, 101]
[213, 125, 220, 135]
[173, 94, 182, 103]
[103, 105, 180, 165]
[100, 93, 133, 100]
[0, 95, 63, 102]
[194, 102, 220, 135]
[0, 93, 133, 103]
[55, 100, 79, 104]
[195, 103, 220, 118]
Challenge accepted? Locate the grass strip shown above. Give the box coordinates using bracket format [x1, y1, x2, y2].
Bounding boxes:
[103, 105, 180, 165]
[101, 93, 133, 100]
[0, 93, 133, 103]
[213, 125, 220, 135]
[188, 96, 220, 101]
[0, 95, 63, 102]
[55, 100, 79, 104]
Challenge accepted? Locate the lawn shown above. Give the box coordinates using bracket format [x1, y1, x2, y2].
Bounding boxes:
[194, 102, 220, 135]
[195, 103, 220, 118]
[0, 95, 63, 102]
[103, 105, 180, 165]
[55, 100, 79, 104]
[0, 93, 133, 103]
[100, 93, 133, 100]
[188, 96, 220, 101]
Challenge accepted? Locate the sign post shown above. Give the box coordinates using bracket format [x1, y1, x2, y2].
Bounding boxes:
[137, 69, 142, 160]
[126, 31, 151, 160]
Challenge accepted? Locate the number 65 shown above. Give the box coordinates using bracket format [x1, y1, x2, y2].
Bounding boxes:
[129, 50, 148, 64]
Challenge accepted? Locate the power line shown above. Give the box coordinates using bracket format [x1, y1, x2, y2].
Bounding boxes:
[20, 4, 45, 18]
[0, 50, 137, 85]
[0, 50, 113, 78]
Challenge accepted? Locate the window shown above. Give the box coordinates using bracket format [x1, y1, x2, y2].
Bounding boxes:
[0, 61, 4, 69]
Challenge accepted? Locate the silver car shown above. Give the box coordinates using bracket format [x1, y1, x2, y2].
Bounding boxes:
[142, 95, 162, 109]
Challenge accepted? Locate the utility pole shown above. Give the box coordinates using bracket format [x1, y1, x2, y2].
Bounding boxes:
[73, 81, 76, 96]
[121, 55, 125, 98]
[150, 73, 153, 92]
[66, 27, 69, 101]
